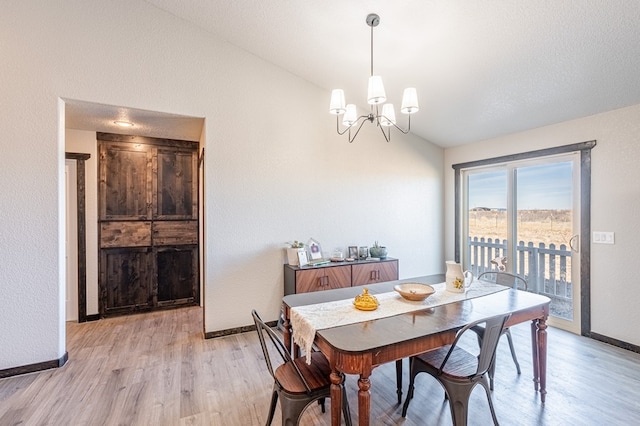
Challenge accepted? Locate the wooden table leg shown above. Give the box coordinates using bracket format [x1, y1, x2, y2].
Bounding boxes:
[283, 315, 292, 353]
[530, 319, 540, 392]
[330, 371, 343, 426]
[357, 374, 371, 426]
[537, 318, 548, 403]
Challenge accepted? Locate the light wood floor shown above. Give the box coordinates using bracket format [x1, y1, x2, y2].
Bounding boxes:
[1, 306, 639, 425]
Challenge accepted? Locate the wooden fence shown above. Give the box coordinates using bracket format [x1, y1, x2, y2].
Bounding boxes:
[468, 237, 572, 302]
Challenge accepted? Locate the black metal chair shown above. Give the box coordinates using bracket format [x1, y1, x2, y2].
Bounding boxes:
[252, 309, 352, 426]
[401, 313, 510, 426]
[474, 271, 527, 389]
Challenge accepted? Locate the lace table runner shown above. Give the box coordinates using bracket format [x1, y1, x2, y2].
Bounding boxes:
[291, 281, 507, 363]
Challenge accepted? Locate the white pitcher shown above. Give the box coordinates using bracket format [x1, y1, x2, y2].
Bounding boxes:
[445, 261, 473, 293]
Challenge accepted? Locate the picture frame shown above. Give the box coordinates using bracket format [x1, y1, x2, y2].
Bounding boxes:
[307, 238, 323, 260]
[348, 246, 358, 259]
[359, 246, 369, 260]
[297, 250, 309, 267]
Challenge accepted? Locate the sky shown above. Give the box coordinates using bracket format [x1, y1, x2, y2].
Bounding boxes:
[468, 161, 573, 210]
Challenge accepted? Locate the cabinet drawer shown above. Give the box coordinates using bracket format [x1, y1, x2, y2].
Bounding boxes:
[295, 265, 351, 293]
[352, 260, 398, 286]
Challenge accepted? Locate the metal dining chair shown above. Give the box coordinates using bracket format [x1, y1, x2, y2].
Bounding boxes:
[401, 313, 511, 426]
[252, 309, 352, 426]
[475, 271, 527, 389]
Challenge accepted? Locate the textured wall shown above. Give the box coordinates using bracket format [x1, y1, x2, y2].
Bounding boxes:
[444, 104, 640, 346]
[0, 0, 443, 369]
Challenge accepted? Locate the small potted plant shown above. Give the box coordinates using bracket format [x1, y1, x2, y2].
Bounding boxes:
[369, 241, 388, 259]
[286, 240, 306, 266]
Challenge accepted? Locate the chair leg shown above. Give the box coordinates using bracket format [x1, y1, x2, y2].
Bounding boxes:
[342, 384, 353, 426]
[479, 377, 500, 426]
[489, 355, 496, 391]
[395, 359, 403, 405]
[504, 329, 521, 374]
[440, 382, 472, 426]
[281, 397, 314, 426]
[265, 389, 278, 426]
[401, 359, 417, 417]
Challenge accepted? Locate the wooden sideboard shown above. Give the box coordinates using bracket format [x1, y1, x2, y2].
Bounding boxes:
[284, 258, 398, 295]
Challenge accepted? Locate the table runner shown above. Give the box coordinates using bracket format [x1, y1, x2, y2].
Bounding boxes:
[291, 281, 507, 363]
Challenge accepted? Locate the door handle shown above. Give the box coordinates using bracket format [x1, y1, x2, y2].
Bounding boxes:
[569, 235, 579, 253]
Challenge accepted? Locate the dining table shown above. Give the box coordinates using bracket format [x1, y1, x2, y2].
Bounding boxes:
[281, 274, 551, 426]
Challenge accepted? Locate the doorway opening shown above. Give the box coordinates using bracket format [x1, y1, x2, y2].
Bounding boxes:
[63, 99, 205, 323]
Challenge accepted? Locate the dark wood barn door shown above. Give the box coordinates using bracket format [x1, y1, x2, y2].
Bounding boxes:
[98, 133, 199, 316]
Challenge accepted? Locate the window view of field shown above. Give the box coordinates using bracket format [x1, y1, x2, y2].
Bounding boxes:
[468, 208, 574, 320]
[469, 208, 572, 246]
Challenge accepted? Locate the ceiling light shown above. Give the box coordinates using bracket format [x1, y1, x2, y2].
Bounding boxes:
[329, 13, 419, 143]
[114, 120, 134, 127]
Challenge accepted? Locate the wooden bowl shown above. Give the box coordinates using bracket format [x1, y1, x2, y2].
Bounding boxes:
[394, 283, 435, 301]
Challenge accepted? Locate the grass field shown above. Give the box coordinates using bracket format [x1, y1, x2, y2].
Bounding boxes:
[468, 209, 573, 247]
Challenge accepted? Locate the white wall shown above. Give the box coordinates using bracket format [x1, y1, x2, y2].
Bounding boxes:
[444, 104, 640, 346]
[0, 0, 443, 370]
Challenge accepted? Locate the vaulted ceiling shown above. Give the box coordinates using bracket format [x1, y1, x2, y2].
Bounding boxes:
[69, 1, 640, 148]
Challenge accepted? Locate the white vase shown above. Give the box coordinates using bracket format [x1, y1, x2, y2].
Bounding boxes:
[287, 248, 304, 266]
[445, 260, 473, 293]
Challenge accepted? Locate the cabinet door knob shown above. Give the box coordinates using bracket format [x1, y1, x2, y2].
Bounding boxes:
[319, 276, 328, 287]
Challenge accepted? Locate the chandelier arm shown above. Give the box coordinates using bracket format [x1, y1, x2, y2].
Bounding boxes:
[377, 113, 412, 135]
[347, 118, 371, 143]
[336, 115, 369, 136]
[379, 124, 391, 142]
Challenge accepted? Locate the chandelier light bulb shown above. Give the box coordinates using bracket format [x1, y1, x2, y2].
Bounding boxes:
[342, 104, 358, 127]
[329, 89, 346, 115]
[380, 104, 396, 126]
[401, 88, 419, 114]
[367, 76, 387, 105]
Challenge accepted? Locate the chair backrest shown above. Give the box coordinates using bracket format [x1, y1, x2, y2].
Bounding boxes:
[440, 313, 511, 377]
[251, 309, 312, 393]
[478, 271, 527, 291]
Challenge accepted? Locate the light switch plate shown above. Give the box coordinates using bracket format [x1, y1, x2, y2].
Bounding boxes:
[593, 231, 615, 244]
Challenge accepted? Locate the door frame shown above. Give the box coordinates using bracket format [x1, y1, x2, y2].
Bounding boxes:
[452, 140, 596, 336]
[65, 152, 90, 323]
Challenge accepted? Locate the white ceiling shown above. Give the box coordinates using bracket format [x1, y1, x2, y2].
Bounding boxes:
[65, 99, 204, 141]
[68, 1, 640, 148]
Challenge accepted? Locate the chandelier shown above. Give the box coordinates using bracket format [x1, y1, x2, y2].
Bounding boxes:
[329, 13, 419, 143]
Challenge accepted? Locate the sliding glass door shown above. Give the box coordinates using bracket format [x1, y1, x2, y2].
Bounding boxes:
[462, 153, 581, 333]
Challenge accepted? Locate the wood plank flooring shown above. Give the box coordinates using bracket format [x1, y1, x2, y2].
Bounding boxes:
[1, 306, 639, 425]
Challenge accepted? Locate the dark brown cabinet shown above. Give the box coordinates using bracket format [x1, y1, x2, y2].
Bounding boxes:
[98, 133, 199, 316]
[289, 264, 352, 294]
[352, 261, 399, 286]
[284, 258, 398, 295]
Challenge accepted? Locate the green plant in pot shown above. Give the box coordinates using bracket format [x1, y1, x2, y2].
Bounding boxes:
[286, 240, 306, 266]
[369, 241, 388, 259]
